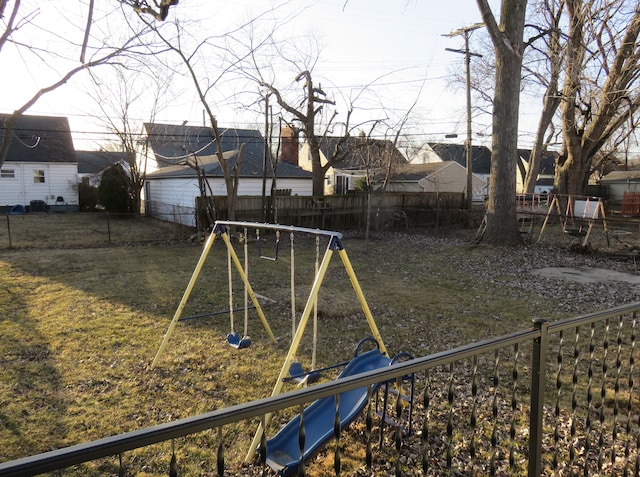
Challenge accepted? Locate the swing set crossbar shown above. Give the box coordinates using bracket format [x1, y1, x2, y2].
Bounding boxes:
[213, 221, 342, 239]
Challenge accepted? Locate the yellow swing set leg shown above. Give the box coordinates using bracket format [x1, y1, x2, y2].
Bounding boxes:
[151, 227, 278, 369]
[245, 239, 387, 461]
[151, 231, 219, 369]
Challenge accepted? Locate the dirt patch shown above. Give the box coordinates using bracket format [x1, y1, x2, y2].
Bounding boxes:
[531, 266, 640, 287]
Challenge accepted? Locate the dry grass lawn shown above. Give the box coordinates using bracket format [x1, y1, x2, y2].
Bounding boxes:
[1, 214, 639, 475]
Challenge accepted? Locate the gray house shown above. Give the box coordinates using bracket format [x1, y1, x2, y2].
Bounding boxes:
[0, 114, 78, 211]
[140, 123, 313, 226]
[76, 151, 129, 187]
[297, 135, 408, 195]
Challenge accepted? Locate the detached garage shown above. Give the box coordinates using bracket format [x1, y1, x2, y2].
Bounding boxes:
[144, 148, 312, 226]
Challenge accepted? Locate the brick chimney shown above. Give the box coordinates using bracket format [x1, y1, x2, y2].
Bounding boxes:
[280, 126, 299, 166]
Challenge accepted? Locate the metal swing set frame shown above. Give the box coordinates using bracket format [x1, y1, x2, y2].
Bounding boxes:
[151, 219, 387, 365]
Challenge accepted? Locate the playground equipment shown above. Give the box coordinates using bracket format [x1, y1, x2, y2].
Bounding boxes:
[264, 338, 415, 476]
[537, 195, 608, 247]
[233, 221, 388, 460]
[151, 220, 387, 370]
[150, 221, 394, 468]
[226, 229, 251, 349]
[151, 222, 279, 369]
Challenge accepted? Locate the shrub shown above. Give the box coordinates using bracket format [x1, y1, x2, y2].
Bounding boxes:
[78, 181, 99, 210]
[98, 164, 133, 213]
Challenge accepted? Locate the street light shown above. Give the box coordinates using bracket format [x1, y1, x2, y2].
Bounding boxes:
[444, 22, 484, 210]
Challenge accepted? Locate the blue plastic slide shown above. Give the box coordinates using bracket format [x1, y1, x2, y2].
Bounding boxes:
[265, 349, 391, 476]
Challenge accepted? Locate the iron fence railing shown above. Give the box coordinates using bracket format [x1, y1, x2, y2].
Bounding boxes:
[2, 303, 640, 476]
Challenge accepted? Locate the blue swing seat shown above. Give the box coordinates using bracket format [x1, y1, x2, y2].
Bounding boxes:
[288, 361, 321, 384]
[227, 332, 251, 349]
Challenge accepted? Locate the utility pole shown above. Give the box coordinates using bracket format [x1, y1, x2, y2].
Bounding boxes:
[445, 22, 483, 210]
[261, 92, 270, 222]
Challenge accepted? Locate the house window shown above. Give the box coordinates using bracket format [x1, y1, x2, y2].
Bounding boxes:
[1, 169, 15, 178]
[33, 169, 45, 183]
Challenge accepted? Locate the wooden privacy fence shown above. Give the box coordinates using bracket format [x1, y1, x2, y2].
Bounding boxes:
[199, 192, 467, 230]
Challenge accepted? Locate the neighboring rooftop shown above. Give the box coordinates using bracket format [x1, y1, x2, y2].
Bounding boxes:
[143, 123, 267, 167]
[318, 136, 408, 170]
[76, 151, 129, 174]
[146, 148, 312, 179]
[0, 114, 75, 163]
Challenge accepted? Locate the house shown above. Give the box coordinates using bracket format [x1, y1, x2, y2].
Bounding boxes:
[142, 125, 313, 226]
[297, 134, 408, 195]
[516, 149, 558, 194]
[76, 151, 129, 187]
[381, 162, 487, 199]
[599, 170, 640, 203]
[140, 122, 267, 173]
[0, 114, 78, 211]
[420, 142, 493, 184]
[416, 142, 559, 195]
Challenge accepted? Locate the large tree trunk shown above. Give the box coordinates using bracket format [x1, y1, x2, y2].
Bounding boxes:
[485, 61, 522, 245]
[478, 0, 527, 246]
[555, 1, 640, 197]
[554, 149, 591, 196]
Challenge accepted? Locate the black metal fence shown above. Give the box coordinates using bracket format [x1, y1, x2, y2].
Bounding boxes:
[2, 303, 639, 476]
[0, 212, 189, 249]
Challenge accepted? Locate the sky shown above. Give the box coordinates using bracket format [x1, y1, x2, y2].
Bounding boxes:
[1, 0, 534, 152]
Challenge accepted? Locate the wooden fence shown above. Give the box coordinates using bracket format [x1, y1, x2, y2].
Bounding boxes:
[197, 192, 469, 230]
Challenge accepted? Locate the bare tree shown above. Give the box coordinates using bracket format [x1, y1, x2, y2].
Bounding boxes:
[0, 1, 165, 169]
[139, 11, 287, 219]
[262, 70, 344, 196]
[118, 0, 179, 21]
[88, 64, 172, 216]
[476, 0, 528, 245]
[555, 0, 640, 196]
[522, 0, 565, 193]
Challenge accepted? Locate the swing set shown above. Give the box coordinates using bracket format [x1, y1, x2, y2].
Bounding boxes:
[150, 221, 390, 458]
[151, 220, 387, 371]
[537, 195, 608, 247]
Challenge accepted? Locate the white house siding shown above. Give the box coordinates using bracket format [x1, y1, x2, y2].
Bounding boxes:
[605, 181, 640, 203]
[144, 178, 200, 226]
[145, 177, 312, 226]
[0, 162, 78, 207]
[418, 164, 487, 200]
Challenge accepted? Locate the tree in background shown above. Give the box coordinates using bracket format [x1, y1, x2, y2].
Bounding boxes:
[78, 180, 99, 210]
[521, 0, 565, 194]
[555, 1, 640, 196]
[262, 70, 342, 196]
[88, 65, 172, 216]
[476, 0, 528, 245]
[0, 1, 170, 169]
[98, 164, 133, 213]
[118, 0, 179, 21]
[139, 9, 288, 219]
